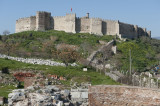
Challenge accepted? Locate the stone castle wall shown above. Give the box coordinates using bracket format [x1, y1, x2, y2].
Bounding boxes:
[30, 16, 36, 30]
[102, 20, 119, 35]
[16, 17, 35, 33]
[15, 11, 151, 38]
[53, 16, 66, 31]
[90, 18, 103, 35]
[77, 18, 91, 33]
[53, 14, 76, 33]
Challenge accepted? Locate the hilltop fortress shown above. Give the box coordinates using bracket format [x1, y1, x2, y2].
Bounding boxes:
[16, 11, 151, 39]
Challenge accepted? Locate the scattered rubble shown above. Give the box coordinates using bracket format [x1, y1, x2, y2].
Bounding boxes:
[0, 97, 4, 105]
[8, 83, 90, 106]
[0, 54, 77, 67]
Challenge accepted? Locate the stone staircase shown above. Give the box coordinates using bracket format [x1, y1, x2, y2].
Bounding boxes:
[87, 40, 114, 63]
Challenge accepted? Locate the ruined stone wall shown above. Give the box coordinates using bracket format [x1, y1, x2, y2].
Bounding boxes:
[16, 17, 31, 33]
[89, 85, 160, 106]
[90, 18, 102, 35]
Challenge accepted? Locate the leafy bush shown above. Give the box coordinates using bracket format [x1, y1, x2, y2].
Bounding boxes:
[2, 67, 9, 74]
[117, 39, 157, 72]
[0, 30, 115, 60]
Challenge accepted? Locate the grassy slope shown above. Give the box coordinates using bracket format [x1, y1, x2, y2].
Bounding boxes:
[0, 58, 119, 97]
[0, 30, 118, 97]
[0, 85, 16, 98]
[9, 30, 115, 45]
[0, 30, 116, 60]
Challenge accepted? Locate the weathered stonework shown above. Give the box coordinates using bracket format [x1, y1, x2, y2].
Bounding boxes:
[16, 11, 151, 39]
[89, 85, 160, 106]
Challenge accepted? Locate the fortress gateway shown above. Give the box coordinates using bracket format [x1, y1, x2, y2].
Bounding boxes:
[16, 11, 151, 39]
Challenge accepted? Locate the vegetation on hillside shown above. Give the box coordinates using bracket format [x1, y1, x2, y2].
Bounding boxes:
[0, 57, 119, 97]
[116, 37, 160, 72]
[0, 30, 115, 59]
[0, 58, 119, 85]
[0, 30, 159, 72]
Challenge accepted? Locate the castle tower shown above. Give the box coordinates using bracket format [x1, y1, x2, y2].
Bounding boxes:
[134, 25, 138, 38]
[65, 13, 76, 33]
[147, 31, 151, 37]
[143, 28, 147, 36]
[36, 11, 51, 31]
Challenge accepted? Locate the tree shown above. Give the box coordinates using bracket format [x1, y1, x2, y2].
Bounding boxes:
[56, 47, 79, 67]
[3, 41, 19, 56]
[80, 42, 94, 57]
[155, 53, 160, 64]
[2, 67, 9, 74]
[3, 30, 10, 35]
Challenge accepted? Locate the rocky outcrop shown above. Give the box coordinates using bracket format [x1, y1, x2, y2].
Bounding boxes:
[8, 85, 70, 106]
[8, 84, 90, 106]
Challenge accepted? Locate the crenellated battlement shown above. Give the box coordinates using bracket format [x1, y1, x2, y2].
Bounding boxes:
[16, 17, 30, 21]
[36, 11, 51, 14]
[15, 11, 151, 38]
[66, 13, 76, 15]
[53, 16, 66, 18]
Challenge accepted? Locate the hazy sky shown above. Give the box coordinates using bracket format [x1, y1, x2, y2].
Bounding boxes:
[0, 0, 160, 37]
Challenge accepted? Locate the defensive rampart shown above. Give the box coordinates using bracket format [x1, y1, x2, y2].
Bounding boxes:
[16, 11, 151, 39]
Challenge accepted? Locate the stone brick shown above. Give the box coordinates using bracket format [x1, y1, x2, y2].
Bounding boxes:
[89, 85, 160, 106]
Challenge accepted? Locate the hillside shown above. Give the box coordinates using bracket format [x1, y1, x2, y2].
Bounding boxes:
[0, 30, 115, 59]
[0, 30, 160, 100]
[0, 30, 119, 98]
[0, 57, 119, 97]
[111, 37, 160, 72]
[0, 30, 160, 72]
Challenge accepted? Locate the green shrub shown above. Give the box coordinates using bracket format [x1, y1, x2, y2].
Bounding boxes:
[2, 67, 9, 74]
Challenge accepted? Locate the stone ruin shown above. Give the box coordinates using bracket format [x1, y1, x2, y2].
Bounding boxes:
[7, 82, 91, 106]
